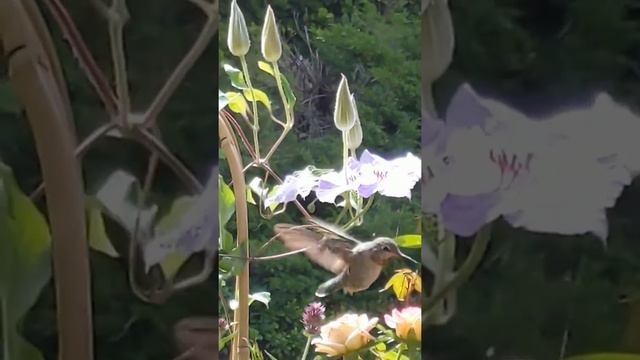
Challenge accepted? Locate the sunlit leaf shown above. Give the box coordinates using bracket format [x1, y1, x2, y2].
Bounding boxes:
[395, 234, 421, 248]
[243, 88, 271, 110]
[223, 64, 248, 89]
[256, 61, 296, 107]
[226, 91, 248, 115]
[86, 197, 119, 257]
[219, 175, 236, 252]
[257, 61, 274, 76]
[381, 269, 421, 301]
[151, 196, 195, 279]
[0, 162, 51, 360]
[219, 175, 235, 228]
[246, 187, 256, 205]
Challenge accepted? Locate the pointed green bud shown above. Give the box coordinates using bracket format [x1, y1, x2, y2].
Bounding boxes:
[333, 75, 356, 131]
[261, 6, 282, 62]
[346, 96, 363, 150]
[346, 118, 363, 151]
[227, 0, 250, 57]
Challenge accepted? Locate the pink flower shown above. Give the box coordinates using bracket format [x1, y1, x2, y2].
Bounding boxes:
[384, 306, 421, 342]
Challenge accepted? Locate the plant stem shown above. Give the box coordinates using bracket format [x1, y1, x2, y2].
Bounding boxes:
[240, 55, 260, 159]
[263, 62, 293, 162]
[342, 131, 348, 182]
[144, 5, 218, 125]
[108, 0, 131, 127]
[343, 195, 374, 230]
[272, 61, 292, 125]
[300, 335, 312, 360]
[425, 224, 492, 314]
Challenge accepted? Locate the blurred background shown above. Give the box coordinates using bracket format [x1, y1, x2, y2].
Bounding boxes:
[0, 0, 216, 358]
[428, 0, 640, 359]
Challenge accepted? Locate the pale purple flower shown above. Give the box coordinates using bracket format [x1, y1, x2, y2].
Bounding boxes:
[264, 167, 319, 207]
[266, 150, 421, 207]
[426, 83, 640, 240]
[315, 150, 421, 203]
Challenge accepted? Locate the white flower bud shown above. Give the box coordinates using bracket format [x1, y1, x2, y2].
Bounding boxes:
[334, 75, 356, 131]
[261, 6, 282, 62]
[227, 0, 250, 57]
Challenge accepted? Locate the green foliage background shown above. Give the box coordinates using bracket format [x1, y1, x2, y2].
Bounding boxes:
[219, 0, 420, 358]
[428, 1, 640, 359]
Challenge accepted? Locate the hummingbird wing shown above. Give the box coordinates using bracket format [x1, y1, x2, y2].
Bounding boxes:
[306, 217, 362, 244]
[273, 223, 358, 275]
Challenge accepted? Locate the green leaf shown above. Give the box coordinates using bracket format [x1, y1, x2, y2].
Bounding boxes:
[219, 246, 246, 277]
[152, 196, 195, 280]
[248, 291, 271, 308]
[564, 354, 640, 360]
[223, 64, 248, 89]
[0, 162, 50, 360]
[279, 75, 297, 108]
[144, 168, 216, 274]
[220, 228, 234, 252]
[219, 175, 235, 227]
[246, 187, 256, 205]
[257, 61, 274, 76]
[225, 91, 248, 115]
[257, 61, 296, 107]
[243, 88, 271, 110]
[395, 234, 421, 248]
[86, 198, 119, 257]
[219, 330, 237, 351]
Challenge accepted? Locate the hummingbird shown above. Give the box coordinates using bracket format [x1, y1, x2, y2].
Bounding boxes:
[273, 218, 418, 297]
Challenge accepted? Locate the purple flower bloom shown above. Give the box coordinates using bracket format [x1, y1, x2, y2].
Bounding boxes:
[264, 167, 320, 207]
[426, 83, 640, 240]
[302, 302, 326, 335]
[266, 150, 421, 206]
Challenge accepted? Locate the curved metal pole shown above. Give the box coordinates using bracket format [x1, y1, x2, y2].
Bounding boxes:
[0, 1, 93, 359]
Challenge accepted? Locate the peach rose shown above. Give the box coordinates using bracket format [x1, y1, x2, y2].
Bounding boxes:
[312, 313, 378, 356]
[384, 306, 421, 341]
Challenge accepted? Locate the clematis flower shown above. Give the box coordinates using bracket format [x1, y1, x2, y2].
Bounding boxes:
[143, 166, 217, 270]
[265, 150, 421, 206]
[312, 313, 378, 357]
[384, 306, 421, 342]
[425, 83, 640, 240]
[264, 167, 321, 207]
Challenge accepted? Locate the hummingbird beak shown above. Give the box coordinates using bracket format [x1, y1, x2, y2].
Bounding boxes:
[398, 251, 418, 264]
